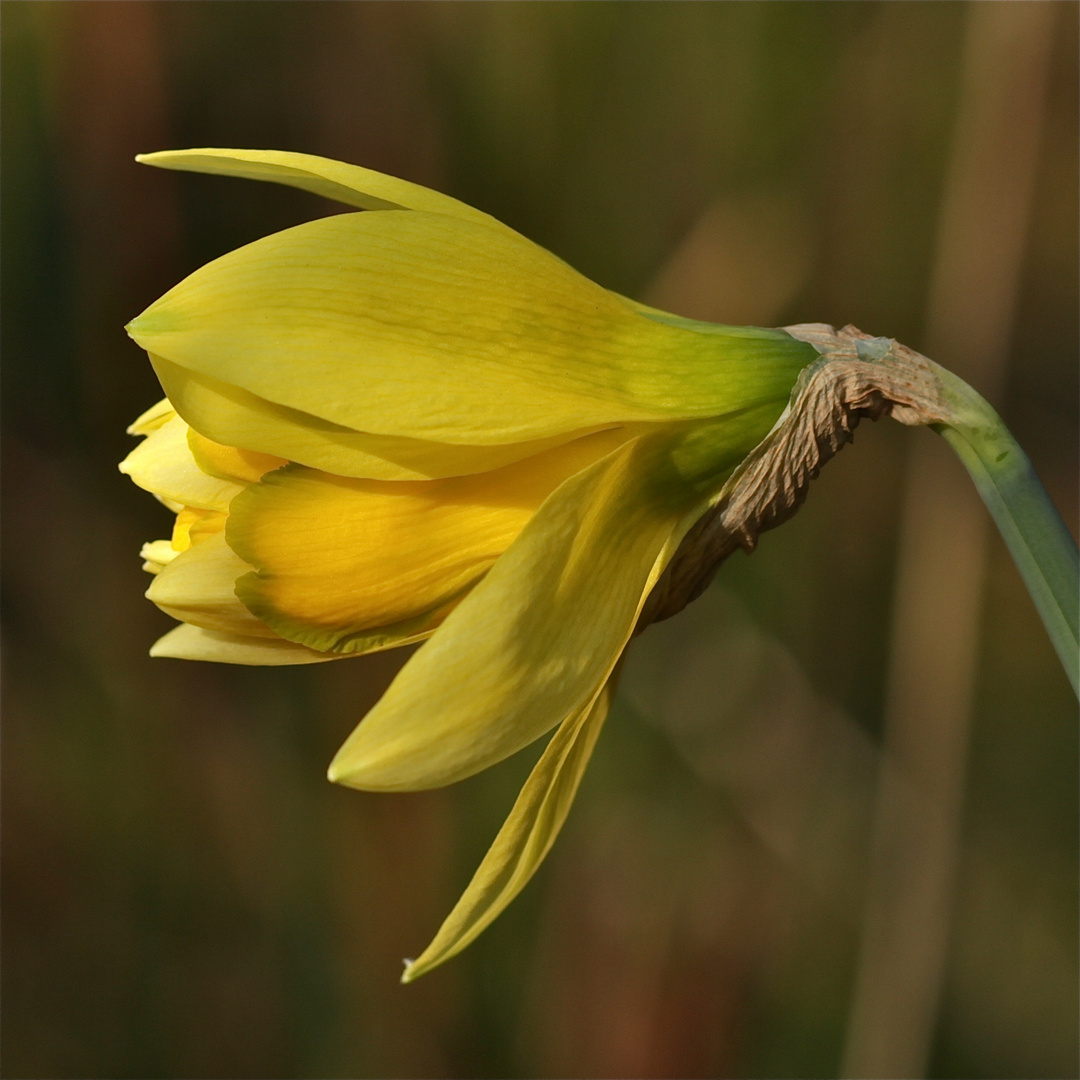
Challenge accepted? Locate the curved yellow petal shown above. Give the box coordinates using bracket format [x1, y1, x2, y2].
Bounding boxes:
[227, 428, 632, 652]
[327, 404, 784, 793]
[128, 210, 816, 444]
[150, 532, 456, 659]
[136, 148, 503, 228]
[120, 414, 243, 513]
[401, 669, 619, 983]
[150, 623, 339, 666]
[145, 531, 272, 638]
[326, 441, 673, 792]
[153, 353, 618, 482]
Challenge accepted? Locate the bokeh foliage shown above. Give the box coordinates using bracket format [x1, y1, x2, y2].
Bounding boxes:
[2, 3, 1076, 1078]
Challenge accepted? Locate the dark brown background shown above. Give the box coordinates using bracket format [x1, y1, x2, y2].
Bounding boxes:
[2, 3, 1076, 1077]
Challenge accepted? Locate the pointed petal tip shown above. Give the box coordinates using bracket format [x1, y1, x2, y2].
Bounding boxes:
[324, 755, 439, 794]
[400, 959, 417, 985]
[126, 310, 171, 348]
[135, 149, 193, 168]
[125, 315, 156, 347]
[326, 742, 358, 784]
[325, 749, 380, 787]
[148, 636, 172, 659]
[136, 149, 194, 166]
[323, 752, 384, 791]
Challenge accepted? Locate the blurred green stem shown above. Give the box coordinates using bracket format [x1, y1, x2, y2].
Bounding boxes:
[933, 369, 1078, 694]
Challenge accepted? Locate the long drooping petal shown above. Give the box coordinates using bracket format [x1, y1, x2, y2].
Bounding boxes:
[327, 406, 779, 794]
[226, 429, 633, 651]
[401, 668, 620, 982]
[128, 210, 816, 445]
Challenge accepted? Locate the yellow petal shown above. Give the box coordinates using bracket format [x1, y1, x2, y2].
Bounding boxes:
[119, 414, 243, 513]
[127, 397, 175, 435]
[186, 428, 287, 484]
[128, 210, 816, 445]
[150, 529, 453, 658]
[140, 539, 177, 574]
[153, 353, 616, 481]
[227, 428, 632, 652]
[327, 405, 783, 793]
[171, 506, 227, 552]
[150, 623, 339, 665]
[136, 148, 503, 228]
[401, 669, 619, 983]
[145, 531, 272, 637]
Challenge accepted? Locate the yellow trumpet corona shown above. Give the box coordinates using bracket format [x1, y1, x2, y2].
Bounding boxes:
[121, 149, 817, 980]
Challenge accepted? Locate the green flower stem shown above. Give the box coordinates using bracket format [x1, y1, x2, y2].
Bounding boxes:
[933, 367, 1079, 695]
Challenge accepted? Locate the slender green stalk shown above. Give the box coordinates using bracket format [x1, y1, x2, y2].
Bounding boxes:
[933, 367, 1078, 695]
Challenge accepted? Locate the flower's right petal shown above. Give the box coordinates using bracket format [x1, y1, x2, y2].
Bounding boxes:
[153, 354, 609, 482]
[120, 414, 243, 512]
[401, 667, 619, 982]
[136, 148, 503, 228]
[150, 623, 339, 665]
[327, 403, 782, 793]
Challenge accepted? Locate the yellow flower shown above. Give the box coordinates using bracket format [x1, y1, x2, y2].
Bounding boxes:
[121, 149, 817, 980]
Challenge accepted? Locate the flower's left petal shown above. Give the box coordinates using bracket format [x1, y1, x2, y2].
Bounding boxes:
[136, 148, 503, 228]
[150, 623, 339, 665]
[120, 414, 243, 513]
[401, 668, 619, 983]
[145, 531, 273, 637]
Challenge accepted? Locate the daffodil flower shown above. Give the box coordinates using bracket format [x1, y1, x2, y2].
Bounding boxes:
[122, 149, 1078, 981]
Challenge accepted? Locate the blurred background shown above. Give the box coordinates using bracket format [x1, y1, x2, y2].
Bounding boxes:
[2, 3, 1076, 1077]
